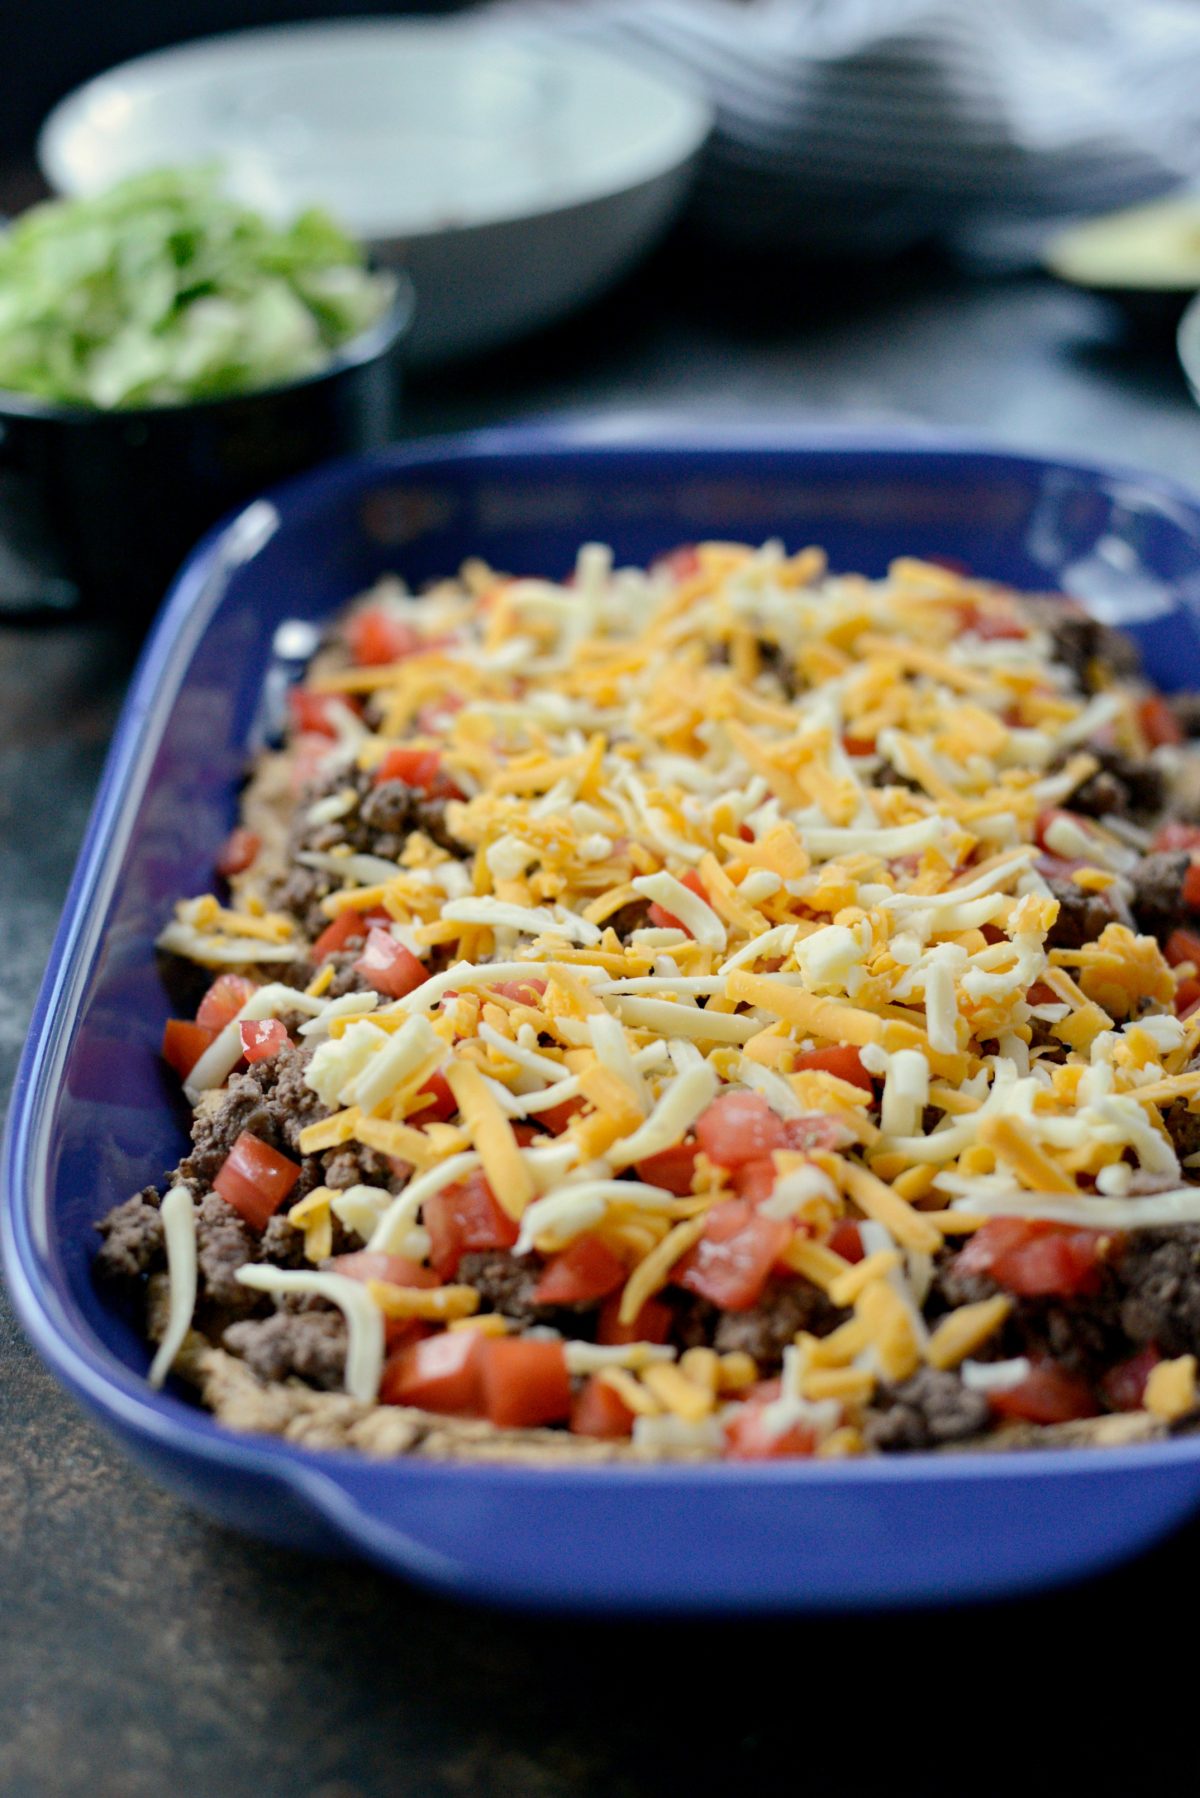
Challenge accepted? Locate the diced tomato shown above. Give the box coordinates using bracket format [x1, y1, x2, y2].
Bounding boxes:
[287, 688, 357, 738]
[1101, 1344, 1161, 1413]
[959, 604, 1026, 642]
[424, 1170, 518, 1279]
[596, 1291, 673, 1346]
[997, 1230, 1107, 1299]
[647, 869, 709, 934]
[953, 1216, 1111, 1300]
[289, 733, 334, 797]
[479, 1337, 572, 1428]
[536, 1095, 587, 1136]
[310, 908, 370, 960]
[347, 607, 422, 667]
[332, 1251, 439, 1288]
[532, 1234, 626, 1307]
[386, 1317, 435, 1352]
[674, 1199, 792, 1310]
[1026, 981, 1058, 1005]
[1183, 861, 1200, 911]
[1034, 807, 1083, 854]
[379, 1330, 484, 1413]
[1034, 852, 1088, 883]
[1166, 929, 1200, 968]
[239, 1018, 288, 1064]
[411, 1070, 457, 1123]
[732, 1158, 778, 1205]
[842, 735, 876, 756]
[373, 744, 463, 802]
[792, 1045, 874, 1094]
[782, 1114, 852, 1154]
[215, 826, 261, 878]
[1177, 976, 1200, 1018]
[570, 1374, 635, 1439]
[416, 694, 465, 735]
[695, 1090, 787, 1168]
[490, 976, 548, 1005]
[161, 1017, 216, 1079]
[635, 1140, 698, 1196]
[988, 1361, 1098, 1425]
[354, 928, 429, 999]
[212, 1132, 301, 1231]
[373, 745, 442, 792]
[653, 543, 701, 581]
[723, 1396, 818, 1461]
[195, 973, 256, 1032]
[1151, 821, 1200, 854]
[1139, 694, 1185, 748]
[827, 1220, 864, 1264]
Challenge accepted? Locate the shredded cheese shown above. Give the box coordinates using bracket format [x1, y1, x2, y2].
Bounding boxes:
[147, 1185, 197, 1388]
[153, 542, 1200, 1458]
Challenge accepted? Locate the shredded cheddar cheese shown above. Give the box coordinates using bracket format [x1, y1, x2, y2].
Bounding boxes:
[150, 538, 1200, 1457]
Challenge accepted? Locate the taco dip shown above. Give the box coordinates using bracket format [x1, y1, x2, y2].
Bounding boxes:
[95, 538, 1200, 1463]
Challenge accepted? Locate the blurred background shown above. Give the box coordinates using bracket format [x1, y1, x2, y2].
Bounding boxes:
[0, 0, 465, 168]
[8, 10, 1200, 1793]
[7, 0, 1200, 614]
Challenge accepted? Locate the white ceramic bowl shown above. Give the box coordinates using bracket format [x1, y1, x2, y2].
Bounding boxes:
[1178, 289, 1200, 401]
[38, 19, 713, 364]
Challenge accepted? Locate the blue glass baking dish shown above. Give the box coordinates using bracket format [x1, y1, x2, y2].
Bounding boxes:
[10, 415, 1200, 1614]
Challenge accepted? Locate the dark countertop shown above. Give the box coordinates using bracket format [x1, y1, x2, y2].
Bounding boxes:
[4, 242, 1200, 1795]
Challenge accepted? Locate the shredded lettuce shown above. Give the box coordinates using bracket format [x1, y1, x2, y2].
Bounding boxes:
[0, 167, 395, 408]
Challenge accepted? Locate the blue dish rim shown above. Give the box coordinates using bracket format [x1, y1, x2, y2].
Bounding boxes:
[10, 413, 1200, 1582]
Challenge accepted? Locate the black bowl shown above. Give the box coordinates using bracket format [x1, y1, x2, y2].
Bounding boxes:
[0, 278, 414, 616]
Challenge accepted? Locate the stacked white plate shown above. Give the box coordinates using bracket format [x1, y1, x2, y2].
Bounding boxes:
[38, 19, 713, 364]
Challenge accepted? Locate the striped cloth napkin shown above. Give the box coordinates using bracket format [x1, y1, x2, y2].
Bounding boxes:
[491, 0, 1200, 255]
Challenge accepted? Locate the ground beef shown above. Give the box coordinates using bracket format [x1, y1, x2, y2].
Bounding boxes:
[1164, 1098, 1200, 1164]
[263, 1048, 328, 1150]
[936, 1227, 1200, 1379]
[863, 1368, 991, 1451]
[359, 778, 460, 858]
[665, 1281, 844, 1368]
[1130, 852, 1190, 939]
[323, 1143, 400, 1192]
[1043, 876, 1132, 951]
[94, 1187, 164, 1287]
[1171, 692, 1200, 738]
[1014, 1294, 1127, 1378]
[1117, 1227, 1200, 1356]
[272, 760, 467, 933]
[307, 765, 461, 866]
[191, 1193, 263, 1323]
[223, 1308, 347, 1389]
[933, 1246, 1122, 1377]
[1067, 747, 1165, 822]
[605, 899, 653, 943]
[870, 760, 922, 793]
[178, 1043, 327, 1190]
[181, 1085, 273, 1191]
[756, 638, 800, 699]
[1037, 606, 1141, 693]
[273, 863, 335, 940]
[711, 1280, 846, 1367]
[456, 1250, 561, 1324]
[259, 1214, 309, 1269]
[325, 951, 374, 999]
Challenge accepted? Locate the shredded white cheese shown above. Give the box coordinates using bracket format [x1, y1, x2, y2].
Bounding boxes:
[148, 1185, 198, 1389]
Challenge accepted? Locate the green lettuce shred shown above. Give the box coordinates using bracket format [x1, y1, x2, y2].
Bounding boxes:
[0, 167, 395, 408]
